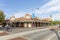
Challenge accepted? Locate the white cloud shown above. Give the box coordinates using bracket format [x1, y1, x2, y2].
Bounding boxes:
[13, 12, 25, 18]
[34, 0, 60, 20]
[34, 0, 60, 14]
[13, 11, 32, 18]
[52, 14, 60, 20]
[13, 0, 60, 20]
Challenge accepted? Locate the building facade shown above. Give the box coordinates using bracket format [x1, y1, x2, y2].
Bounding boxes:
[10, 14, 51, 28]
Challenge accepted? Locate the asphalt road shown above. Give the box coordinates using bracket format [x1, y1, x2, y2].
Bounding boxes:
[51, 30, 60, 40]
[0, 27, 60, 40]
[7, 27, 46, 34]
[23, 30, 60, 40]
[0, 27, 41, 34]
[51, 35, 58, 40]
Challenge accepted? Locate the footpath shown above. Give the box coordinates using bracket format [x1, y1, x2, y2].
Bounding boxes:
[0, 28, 49, 40]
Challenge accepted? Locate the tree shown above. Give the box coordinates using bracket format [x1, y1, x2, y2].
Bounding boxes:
[0, 11, 5, 24]
[52, 21, 60, 25]
[50, 21, 60, 25]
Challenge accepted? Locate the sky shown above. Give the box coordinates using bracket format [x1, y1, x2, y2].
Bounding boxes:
[0, 0, 60, 21]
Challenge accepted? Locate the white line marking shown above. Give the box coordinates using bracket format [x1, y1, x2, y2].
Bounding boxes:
[0, 28, 49, 40]
[43, 34, 56, 40]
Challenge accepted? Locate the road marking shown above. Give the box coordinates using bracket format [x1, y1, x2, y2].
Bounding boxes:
[48, 34, 56, 40]
[43, 34, 56, 40]
[0, 28, 49, 40]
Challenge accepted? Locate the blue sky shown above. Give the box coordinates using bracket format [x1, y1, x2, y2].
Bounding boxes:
[0, 0, 60, 21]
